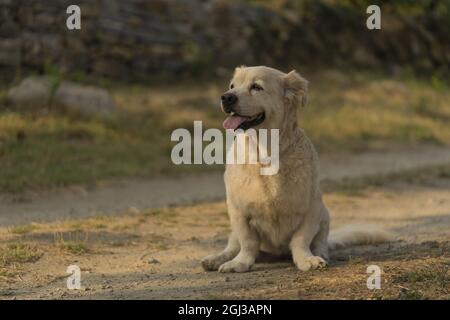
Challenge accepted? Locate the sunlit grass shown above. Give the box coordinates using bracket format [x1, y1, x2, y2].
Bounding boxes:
[0, 70, 449, 193]
[301, 71, 450, 152]
[9, 224, 38, 235]
[54, 231, 90, 255]
[0, 243, 42, 266]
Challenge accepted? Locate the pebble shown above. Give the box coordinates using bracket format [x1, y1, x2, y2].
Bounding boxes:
[148, 258, 161, 264]
[128, 206, 140, 215]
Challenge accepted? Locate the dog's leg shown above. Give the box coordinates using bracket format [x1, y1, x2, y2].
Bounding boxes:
[311, 205, 330, 261]
[290, 207, 328, 271]
[218, 216, 260, 273]
[201, 231, 240, 271]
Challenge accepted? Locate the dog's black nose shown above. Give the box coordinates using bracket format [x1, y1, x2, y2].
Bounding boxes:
[221, 93, 238, 112]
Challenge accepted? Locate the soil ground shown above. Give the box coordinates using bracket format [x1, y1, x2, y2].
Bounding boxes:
[0, 146, 449, 300]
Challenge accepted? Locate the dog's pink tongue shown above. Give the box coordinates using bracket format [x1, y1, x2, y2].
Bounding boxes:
[223, 115, 249, 130]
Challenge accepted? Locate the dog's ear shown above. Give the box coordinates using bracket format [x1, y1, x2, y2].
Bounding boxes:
[283, 70, 308, 107]
[234, 65, 246, 74]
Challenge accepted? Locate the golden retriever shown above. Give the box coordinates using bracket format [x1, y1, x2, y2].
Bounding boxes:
[202, 66, 392, 273]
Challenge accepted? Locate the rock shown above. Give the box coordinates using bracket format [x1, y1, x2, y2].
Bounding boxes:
[0, 38, 21, 66]
[53, 81, 117, 117]
[6, 77, 53, 109]
[147, 258, 161, 264]
[127, 206, 140, 215]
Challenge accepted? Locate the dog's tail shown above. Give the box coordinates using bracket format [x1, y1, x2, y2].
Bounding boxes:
[328, 224, 394, 250]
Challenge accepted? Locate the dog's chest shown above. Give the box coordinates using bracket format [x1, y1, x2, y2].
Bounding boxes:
[225, 165, 283, 212]
[224, 164, 307, 228]
[224, 162, 312, 248]
[228, 177, 296, 249]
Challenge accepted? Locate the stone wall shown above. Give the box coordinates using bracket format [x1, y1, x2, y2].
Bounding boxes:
[0, 0, 448, 82]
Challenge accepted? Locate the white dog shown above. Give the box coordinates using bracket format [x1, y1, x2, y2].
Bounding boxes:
[202, 66, 392, 273]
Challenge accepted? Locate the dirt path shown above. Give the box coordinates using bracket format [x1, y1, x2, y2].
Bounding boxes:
[1, 145, 450, 226]
[0, 176, 449, 299]
[1, 145, 449, 299]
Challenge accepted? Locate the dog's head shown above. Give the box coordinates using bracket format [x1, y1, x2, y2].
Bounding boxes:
[221, 66, 308, 131]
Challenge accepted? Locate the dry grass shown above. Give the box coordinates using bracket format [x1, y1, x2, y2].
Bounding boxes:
[302, 71, 450, 153]
[54, 231, 90, 255]
[9, 224, 39, 235]
[0, 243, 42, 266]
[0, 70, 449, 193]
[0, 71, 448, 193]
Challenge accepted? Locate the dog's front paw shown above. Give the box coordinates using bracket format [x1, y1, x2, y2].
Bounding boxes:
[201, 254, 227, 271]
[294, 255, 327, 272]
[218, 260, 252, 273]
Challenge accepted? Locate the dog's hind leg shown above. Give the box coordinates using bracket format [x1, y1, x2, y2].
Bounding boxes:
[311, 205, 330, 261]
[201, 231, 240, 271]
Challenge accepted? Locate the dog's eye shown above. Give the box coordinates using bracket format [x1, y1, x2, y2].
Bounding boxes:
[230, 83, 234, 89]
[250, 83, 263, 91]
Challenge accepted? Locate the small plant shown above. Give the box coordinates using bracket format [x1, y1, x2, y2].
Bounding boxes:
[59, 242, 89, 254]
[396, 267, 449, 288]
[0, 243, 42, 266]
[398, 289, 424, 300]
[54, 231, 90, 254]
[92, 223, 107, 229]
[0, 90, 7, 107]
[43, 61, 63, 93]
[9, 224, 38, 235]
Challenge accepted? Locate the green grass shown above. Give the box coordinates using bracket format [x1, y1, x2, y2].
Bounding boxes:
[54, 231, 90, 254]
[0, 70, 449, 193]
[395, 267, 449, 288]
[58, 242, 89, 255]
[0, 243, 42, 266]
[301, 71, 450, 153]
[393, 265, 449, 300]
[398, 289, 425, 300]
[9, 224, 38, 235]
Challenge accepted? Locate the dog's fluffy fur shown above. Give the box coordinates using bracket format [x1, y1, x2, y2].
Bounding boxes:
[202, 66, 392, 273]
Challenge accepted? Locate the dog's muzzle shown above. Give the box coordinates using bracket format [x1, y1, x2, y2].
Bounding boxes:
[221, 93, 238, 113]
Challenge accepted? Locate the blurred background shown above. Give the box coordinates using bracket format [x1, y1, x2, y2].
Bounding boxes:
[0, 0, 449, 193]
